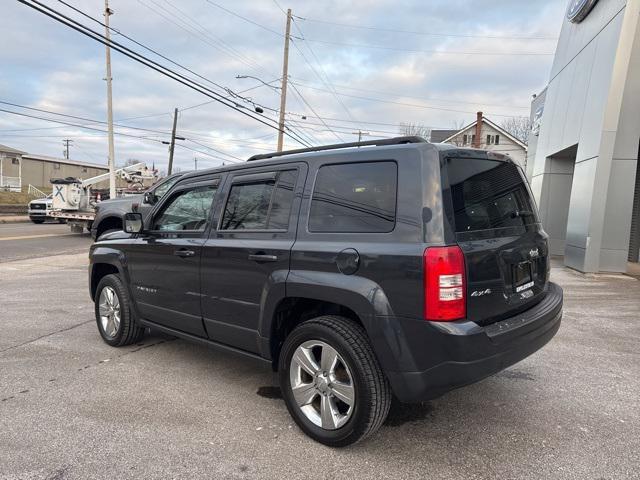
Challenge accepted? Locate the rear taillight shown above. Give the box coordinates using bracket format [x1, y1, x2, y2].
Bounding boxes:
[423, 246, 466, 321]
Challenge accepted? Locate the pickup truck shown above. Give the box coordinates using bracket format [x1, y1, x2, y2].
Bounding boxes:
[27, 196, 64, 224]
[91, 172, 183, 240]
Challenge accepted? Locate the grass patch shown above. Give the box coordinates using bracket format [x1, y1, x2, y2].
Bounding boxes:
[0, 188, 50, 204]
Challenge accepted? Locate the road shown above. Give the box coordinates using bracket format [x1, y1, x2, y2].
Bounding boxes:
[0, 238, 639, 479]
[0, 222, 92, 263]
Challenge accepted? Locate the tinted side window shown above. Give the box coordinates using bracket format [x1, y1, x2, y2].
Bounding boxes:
[267, 170, 297, 229]
[309, 161, 397, 233]
[153, 185, 217, 231]
[221, 170, 298, 230]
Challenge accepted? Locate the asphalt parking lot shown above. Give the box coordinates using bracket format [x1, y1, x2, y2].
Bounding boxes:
[1, 240, 639, 479]
[0, 223, 92, 263]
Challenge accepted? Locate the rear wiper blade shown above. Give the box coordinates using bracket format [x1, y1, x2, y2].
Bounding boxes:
[510, 210, 535, 218]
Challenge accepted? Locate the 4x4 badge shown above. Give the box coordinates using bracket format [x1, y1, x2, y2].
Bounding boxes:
[471, 289, 492, 297]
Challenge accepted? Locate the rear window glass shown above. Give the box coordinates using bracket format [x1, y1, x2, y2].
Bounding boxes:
[443, 158, 537, 233]
[309, 161, 397, 233]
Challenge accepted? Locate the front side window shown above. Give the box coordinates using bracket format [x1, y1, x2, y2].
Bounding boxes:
[221, 170, 298, 230]
[153, 185, 217, 232]
[309, 161, 397, 233]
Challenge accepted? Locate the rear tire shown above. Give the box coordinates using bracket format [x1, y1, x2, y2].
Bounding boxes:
[279, 315, 391, 447]
[94, 274, 145, 347]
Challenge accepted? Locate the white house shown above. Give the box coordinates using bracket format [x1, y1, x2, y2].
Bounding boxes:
[431, 113, 528, 169]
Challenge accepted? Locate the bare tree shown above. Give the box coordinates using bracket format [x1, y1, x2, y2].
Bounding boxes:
[399, 122, 431, 139]
[501, 116, 532, 144]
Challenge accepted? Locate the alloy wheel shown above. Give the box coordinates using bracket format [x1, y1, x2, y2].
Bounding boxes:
[289, 340, 355, 430]
[98, 286, 121, 339]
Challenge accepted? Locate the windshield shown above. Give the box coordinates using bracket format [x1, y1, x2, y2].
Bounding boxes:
[443, 157, 537, 233]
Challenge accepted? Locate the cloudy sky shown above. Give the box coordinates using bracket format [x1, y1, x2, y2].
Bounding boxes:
[1, 0, 566, 173]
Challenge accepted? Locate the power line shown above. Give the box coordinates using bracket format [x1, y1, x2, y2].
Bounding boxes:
[0, 102, 244, 163]
[0, 100, 174, 136]
[287, 83, 529, 118]
[0, 107, 160, 140]
[297, 38, 555, 56]
[288, 82, 344, 143]
[292, 16, 558, 41]
[137, 0, 271, 77]
[58, 0, 281, 119]
[271, 0, 355, 123]
[290, 79, 530, 110]
[203, 0, 283, 37]
[20, 0, 311, 148]
[289, 35, 355, 122]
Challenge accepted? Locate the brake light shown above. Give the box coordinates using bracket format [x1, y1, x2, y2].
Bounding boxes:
[423, 246, 466, 321]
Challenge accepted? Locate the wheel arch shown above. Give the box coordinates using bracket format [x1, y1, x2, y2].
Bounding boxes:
[89, 247, 128, 300]
[95, 215, 123, 238]
[260, 271, 396, 371]
[90, 263, 120, 299]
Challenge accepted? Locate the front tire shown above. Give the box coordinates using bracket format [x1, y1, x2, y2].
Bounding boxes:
[94, 274, 145, 347]
[279, 315, 392, 447]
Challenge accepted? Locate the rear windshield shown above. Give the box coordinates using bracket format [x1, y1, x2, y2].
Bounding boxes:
[443, 158, 537, 233]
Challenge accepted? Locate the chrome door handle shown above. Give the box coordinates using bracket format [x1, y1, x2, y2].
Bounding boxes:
[248, 254, 278, 262]
[174, 249, 196, 257]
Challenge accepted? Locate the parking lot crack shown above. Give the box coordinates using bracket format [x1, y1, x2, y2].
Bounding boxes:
[0, 320, 93, 354]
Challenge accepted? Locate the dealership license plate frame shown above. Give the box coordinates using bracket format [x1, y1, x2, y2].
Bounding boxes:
[513, 261, 534, 293]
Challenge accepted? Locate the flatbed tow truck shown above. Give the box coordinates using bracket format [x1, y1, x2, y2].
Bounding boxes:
[49, 163, 156, 233]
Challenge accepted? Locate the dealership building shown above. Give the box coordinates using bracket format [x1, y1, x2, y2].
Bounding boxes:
[528, 0, 640, 273]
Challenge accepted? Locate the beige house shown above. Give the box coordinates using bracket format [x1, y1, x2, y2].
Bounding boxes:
[430, 114, 528, 169]
[0, 143, 110, 192]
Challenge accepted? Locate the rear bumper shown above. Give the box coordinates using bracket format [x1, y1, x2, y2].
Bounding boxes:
[382, 282, 563, 402]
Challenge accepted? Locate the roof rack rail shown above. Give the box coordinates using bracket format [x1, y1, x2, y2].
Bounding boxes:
[247, 136, 428, 161]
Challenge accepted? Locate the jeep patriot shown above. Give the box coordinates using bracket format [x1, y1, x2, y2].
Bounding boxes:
[89, 137, 563, 446]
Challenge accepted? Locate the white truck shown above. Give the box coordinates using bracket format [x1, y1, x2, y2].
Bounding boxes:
[49, 163, 157, 233]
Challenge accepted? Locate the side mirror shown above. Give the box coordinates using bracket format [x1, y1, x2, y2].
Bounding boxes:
[123, 212, 144, 234]
[143, 191, 155, 205]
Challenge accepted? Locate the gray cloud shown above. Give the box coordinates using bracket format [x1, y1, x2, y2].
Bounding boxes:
[0, 0, 565, 173]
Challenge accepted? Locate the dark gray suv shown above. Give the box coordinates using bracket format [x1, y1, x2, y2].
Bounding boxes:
[89, 137, 562, 446]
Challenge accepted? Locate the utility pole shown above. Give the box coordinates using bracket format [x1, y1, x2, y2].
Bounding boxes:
[104, 0, 116, 199]
[277, 9, 292, 152]
[62, 139, 73, 159]
[352, 130, 370, 143]
[167, 107, 178, 175]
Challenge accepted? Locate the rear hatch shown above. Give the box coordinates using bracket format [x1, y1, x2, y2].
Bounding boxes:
[441, 155, 549, 326]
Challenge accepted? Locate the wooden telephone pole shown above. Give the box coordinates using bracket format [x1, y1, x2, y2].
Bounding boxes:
[167, 108, 178, 175]
[277, 9, 292, 152]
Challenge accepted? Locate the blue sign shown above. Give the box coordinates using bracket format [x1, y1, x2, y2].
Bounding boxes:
[567, 0, 599, 23]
